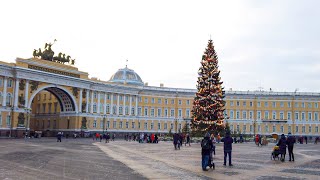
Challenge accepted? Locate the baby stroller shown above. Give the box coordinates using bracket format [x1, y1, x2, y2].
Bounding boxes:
[271, 145, 281, 160]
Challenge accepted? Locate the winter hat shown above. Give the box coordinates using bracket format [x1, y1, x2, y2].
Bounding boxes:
[205, 132, 210, 137]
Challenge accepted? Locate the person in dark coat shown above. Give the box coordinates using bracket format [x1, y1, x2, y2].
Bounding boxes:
[173, 133, 180, 150]
[201, 132, 213, 171]
[221, 131, 233, 166]
[56, 132, 62, 142]
[277, 134, 287, 162]
[286, 132, 296, 161]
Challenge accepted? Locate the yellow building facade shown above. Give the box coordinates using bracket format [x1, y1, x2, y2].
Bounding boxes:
[0, 57, 319, 137]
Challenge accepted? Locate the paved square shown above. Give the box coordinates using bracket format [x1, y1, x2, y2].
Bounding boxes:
[1, 138, 319, 180]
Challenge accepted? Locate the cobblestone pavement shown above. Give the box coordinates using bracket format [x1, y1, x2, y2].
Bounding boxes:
[95, 141, 320, 180]
[0, 138, 146, 180]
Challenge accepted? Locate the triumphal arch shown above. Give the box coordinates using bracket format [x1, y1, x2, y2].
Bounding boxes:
[0, 42, 192, 137]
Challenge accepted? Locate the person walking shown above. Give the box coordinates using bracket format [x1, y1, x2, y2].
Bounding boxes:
[201, 132, 213, 171]
[286, 132, 296, 161]
[57, 132, 62, 142]
[211, 134, 216, 156]
[185, 133, 191, 146]
[221, 131, 233, 166]
[277, 134, 287, 162]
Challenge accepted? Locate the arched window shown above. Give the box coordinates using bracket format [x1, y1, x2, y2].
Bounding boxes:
[6, 93, 12, 106]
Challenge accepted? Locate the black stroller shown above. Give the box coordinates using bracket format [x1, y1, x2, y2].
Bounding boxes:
[271, 145, 281, 160]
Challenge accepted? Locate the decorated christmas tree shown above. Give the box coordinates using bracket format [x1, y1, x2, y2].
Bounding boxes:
[191, 39, 226, 132]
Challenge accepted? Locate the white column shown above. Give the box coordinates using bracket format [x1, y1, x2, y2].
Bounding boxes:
[110, 93, 113, 114]
[90, 91, 94, 113]
[97, 92, 101, 114]
[135, 95, 138, 116]
[123, 94, 126, 115]
[24, 80, 29, 108]
[103, 93, 107, 114]
[117, 94, 120, 115]
[79, 89, 83, 113]
[129, 95, 132, 116]
[2, 77, 7, 106]
[13, 79, 19, 108]
[86, 90, 89, 113]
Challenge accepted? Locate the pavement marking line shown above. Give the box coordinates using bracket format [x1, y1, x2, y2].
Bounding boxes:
[95, 143, 172, 180]
[95, 142, 224, 180]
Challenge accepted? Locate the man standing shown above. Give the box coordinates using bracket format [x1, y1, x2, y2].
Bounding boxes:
[221, 131, 233, 166]
[277, 134, 287, 162]
[287, 132, 296, 161]
[201, 133, 213, 171]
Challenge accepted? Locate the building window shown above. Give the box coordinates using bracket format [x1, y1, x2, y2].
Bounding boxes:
[106, 104, 110, 114]
[6, 93, 12, 106]
[295, 112, 299, 120]
[308, 103, 312, 108]
[151, 98, 155, 104]
[258, 125, 261, 132]
[243, 101, 246, 106]
[144, 97, 148, 103]
[144, 122, 148, 130]
[107, 121, 110, 128]
[170, 109, 175, 117]
[0, 78, 2, 87]
[295, 102, 299, 108]
[113, 121, 117, 128]
[301, 102, 305, 108]
[295, 126, 298, 133]
[236, 101, 240, 106]
[315, 112, 318, 121]
[287, 112, 292, 120]
[288, 125, 291, 133]
[264, 102, 268, 107]
[132, 122, 135, 129]
[138, 122, 141, 129]
[272, 111, 276, 120]
[280, 125, 284, 133]
[249, 111, 253, 119]
[93, 120, 97, 128]
[230, 101, 234, 106]
[178, 109, 182, 117]
[315, 103, 318, 108]
[165, 109, 168, 117]
[178, 100, 182, 105]
[6, 115, 10, 127]
[186, 109, 190, 118]
[236, 125, 240, 132]
[157, 108, 162, 117]
[119, 106, 123, 115]
[93, 104, 97, 113]
[47, 120, 51, 128]
[236, 111, 240, 119]
[158, 98, 162, 104]
[273, 125, 276, 132]
[265, 125, 269, 133]
[243, 125, 247, 132]
[125, 95, 129, 102]
[186, 100, 190, 105]
[171, 99, 175, 104]
[302, 126, 306, 133]
[309, 126, 312, 133]
[257, 111, 261, 120]
[164, 123, 167, 130]
[287, 102, 291, 108]
[131, 107, 135, 115]
[113, 106, 117, 115]
[315, 126, 319, 133]
[139, 97, 142, 102]
[144, 108, 148, 116]
[170, 123, 173, 130]
[126, 122, 129, 129]
[107, 94, 110, 100]
[119, 95, 123, 101]
[151, 123, 154, 130]
[229, 110, 234, 119]
[100, 120, 104, 129]
[308, 112, 312, 121]
[301, 112, 305, 120]
[264, 111, 269, 120]
[250, 102, 253, 107]
[272, 102, 276, 108]
[250, 125, 253, 132]
[42, 104, 46, 113]
[257, 101, 261, 107]
[165, 99, 168, 104]
[138, 107, 142, 116]
[151, 108, 155, 117]
[280, 102, 284, 107]
[280, 112, 284, 120]
[8, 79, 13, 88]
[242, 111, 247, 119]
[119, 121, 123, 129]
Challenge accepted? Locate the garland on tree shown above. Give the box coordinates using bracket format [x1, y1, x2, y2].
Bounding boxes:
[191, 39, 226, 132]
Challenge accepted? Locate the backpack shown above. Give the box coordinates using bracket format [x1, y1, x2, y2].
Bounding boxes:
[201, 139, 210, 150]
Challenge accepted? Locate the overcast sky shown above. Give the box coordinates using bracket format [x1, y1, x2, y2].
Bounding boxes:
[0, 0, 319, 92]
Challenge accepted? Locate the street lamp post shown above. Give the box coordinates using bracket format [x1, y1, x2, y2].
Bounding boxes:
[24, 108, 31, 138]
